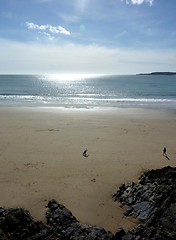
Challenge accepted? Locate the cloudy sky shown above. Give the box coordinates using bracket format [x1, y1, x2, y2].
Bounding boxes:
[0, 0, 176, 74]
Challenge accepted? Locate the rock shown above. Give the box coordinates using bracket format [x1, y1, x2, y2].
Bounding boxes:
[115, 227, 125, 239]
[1, 166, 176, 239]
[0, 207, 55, 240]
[131, 201, 154, 222]
[124, 207, 133, 216]
[45, 199, 115, 239]
[0, 199, 115, 240]
[113, 166, 176, 239]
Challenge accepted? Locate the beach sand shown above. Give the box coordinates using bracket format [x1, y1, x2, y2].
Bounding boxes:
[0, 106, 176, 233]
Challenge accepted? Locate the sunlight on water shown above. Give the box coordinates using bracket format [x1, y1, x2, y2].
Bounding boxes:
[0, 74, 176, 109]
[43, 74, 102, 81]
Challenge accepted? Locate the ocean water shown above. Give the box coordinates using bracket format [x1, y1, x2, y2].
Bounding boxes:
[0, 74, 176, 109]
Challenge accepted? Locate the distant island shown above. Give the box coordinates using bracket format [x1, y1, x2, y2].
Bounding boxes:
[137, 72, 176, 76]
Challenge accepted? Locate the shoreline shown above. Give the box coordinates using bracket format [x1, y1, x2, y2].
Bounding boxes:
[1, 104, 176, 115]
[1, 102, 176, 111]
[0, 106, 176, 233]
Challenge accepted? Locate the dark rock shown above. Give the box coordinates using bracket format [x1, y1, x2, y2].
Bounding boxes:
[115, 227, 125, 239]
[45, 199, 115, 239]
[0, 207, 55, 240]
[124, 207, 133, 216]
[1, 166, 176, 240]
[113, 166, 176, 239]
[0, 199, 115, 240]
[131, 201, 154, 222]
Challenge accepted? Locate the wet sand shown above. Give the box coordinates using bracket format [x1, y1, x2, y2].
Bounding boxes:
[0, 106, 176, 233]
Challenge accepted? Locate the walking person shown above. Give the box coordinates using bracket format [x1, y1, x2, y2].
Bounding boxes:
[163, 147, 167, 156]
[83, 149, 88, 157]
[163, 147, 170, 160]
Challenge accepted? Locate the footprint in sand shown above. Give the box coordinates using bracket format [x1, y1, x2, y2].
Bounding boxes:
[24, 162, 45, 169]
[24, 163, 34, 168]
[99, 202, 104, 206]
[91, 178, 96, 183]
[35, 129, 59, 132]
[121, 128, 128, 134]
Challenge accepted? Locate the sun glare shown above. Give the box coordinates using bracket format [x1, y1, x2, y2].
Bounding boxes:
[45, 74, 102, 81]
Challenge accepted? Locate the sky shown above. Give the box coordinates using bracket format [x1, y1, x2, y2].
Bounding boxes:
[0, 0, 176, 74]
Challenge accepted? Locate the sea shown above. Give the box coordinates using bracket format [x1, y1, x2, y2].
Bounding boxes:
[0, 74, 176, 110]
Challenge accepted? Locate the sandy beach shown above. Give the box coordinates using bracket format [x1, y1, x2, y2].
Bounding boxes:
[0, 106, 176, 233]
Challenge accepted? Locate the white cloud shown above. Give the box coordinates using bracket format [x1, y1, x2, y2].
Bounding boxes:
[41, 32, 55, 40]
[48, 26, 60, 34]
[131, 0, 144, 4]
[26, 22, 38, 30]
[48, 26, 70, 35]
[26, 22, 70, 36]
[58, 26, 70, 35]
[26, 22, 49, 30]
[0, 38, 175, 74]
[122, 0, 154, 6]
[147, 0, 154, 6]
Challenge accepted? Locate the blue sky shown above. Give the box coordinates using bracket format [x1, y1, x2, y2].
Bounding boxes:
[0, 0, 176, 74]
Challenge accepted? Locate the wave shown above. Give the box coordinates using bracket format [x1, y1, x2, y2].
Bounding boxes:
[1, 94, 176, 108]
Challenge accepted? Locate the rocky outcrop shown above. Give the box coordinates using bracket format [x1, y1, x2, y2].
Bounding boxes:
[0, 207, 54, 240]
[0, 166, 176, 239]
[137, 72, 176, 75]
[0, 200, 115, 240]
[113, 166, 176, 239]
[45, 199, 115, 240]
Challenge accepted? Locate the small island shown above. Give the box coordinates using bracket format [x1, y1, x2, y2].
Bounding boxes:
[137, 72, 176, 75]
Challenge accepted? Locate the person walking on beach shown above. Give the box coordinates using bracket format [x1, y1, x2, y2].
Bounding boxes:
[163, 147, 170, 160]
[83, 149, 88, 157]
[163, 147, 167, 156]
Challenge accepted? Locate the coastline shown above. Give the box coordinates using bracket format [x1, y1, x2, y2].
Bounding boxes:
[0, 106, 176, 233]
